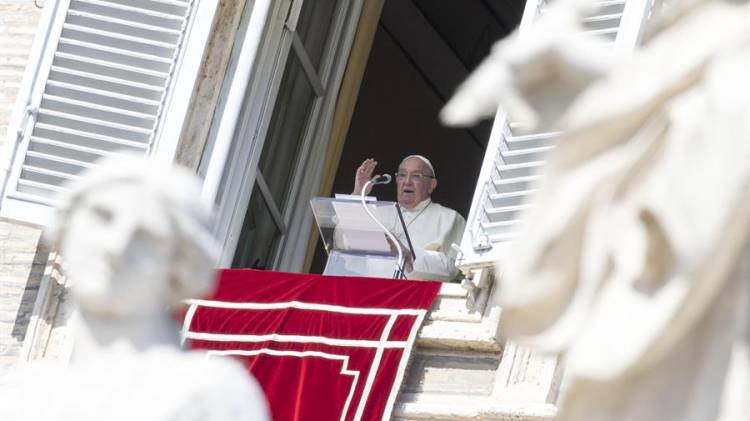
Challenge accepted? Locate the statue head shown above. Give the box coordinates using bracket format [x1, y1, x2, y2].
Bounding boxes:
[49, 155, 218, 319]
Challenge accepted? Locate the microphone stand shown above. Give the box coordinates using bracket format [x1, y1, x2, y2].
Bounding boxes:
[360, 177, 407, 279]
[395, 203, 416, 260]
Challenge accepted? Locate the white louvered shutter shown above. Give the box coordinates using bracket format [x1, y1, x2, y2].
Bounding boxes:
[0, 0, 217, 225]
[459, 0, 662, 268]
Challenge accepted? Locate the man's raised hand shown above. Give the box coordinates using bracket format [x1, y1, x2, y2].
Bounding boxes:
[352, 158, 379, 195]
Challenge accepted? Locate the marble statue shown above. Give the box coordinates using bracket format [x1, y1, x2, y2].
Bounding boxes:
[443, 0, 750, 420]
[0, 155, 269, 421]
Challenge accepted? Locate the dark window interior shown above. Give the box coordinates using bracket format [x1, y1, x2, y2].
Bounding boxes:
[311, 0, 525, 273]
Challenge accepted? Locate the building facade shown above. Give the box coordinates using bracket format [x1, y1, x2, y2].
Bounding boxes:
[0, 0, 661, 418]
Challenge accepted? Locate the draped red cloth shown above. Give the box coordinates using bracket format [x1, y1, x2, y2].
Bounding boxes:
[184, 269, 441, 421]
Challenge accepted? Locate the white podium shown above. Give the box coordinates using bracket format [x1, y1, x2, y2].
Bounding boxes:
[310, 197, 410, 279]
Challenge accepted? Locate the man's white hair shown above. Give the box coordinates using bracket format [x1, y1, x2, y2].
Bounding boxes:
[402, 154, 436, 177]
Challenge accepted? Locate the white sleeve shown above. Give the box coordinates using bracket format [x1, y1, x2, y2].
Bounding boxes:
[409, 248, 460, 282]
[406, 210, 466, 282]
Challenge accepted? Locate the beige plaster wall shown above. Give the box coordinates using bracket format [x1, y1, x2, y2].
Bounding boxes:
[0, 0, 42, 150]
[0, 0, 44, 376]
[0, 219, 47, 375]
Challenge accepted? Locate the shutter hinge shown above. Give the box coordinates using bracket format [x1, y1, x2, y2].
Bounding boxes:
[472, 227, 493, 252]
[16, 106, 38, 141]
[1, 105, 38, 208]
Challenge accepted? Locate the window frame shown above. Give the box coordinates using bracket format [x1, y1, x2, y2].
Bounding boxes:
[201, 0, 365, 270]
[458, 0, 663, 271]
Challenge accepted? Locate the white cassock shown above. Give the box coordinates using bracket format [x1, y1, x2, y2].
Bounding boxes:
[389, 198, 466, 282]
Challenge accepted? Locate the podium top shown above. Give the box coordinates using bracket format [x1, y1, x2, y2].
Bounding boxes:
[310, 197, 405, 256]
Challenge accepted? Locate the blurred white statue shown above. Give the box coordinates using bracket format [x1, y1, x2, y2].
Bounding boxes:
[0, 155, 269, 421]
[441, 0, 613, 129]
[444, 0, 750, 420]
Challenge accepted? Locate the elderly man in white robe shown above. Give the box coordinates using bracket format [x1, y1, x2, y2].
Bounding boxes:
[352, 155, 466, 282]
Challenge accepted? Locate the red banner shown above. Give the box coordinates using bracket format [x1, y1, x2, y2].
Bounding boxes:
[183, 269, 440, 421]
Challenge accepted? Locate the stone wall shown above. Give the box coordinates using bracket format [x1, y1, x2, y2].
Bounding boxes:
[0, 0, 44, 376]
[0, 219, 47, 375]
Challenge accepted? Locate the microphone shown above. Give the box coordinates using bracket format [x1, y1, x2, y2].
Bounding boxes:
[360, 172, 406, 278]
[371, 174, 391, 185]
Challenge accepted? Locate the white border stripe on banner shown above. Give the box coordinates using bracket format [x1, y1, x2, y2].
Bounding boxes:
[185, 331, 409, 349]
[207, 349, 360, 421]
[180, 303, 199, 347]
[353, 314, 397, 421]
[186, 299, 424, 315]
[382, 312, 426, 420]
[180, 298, 432, 421]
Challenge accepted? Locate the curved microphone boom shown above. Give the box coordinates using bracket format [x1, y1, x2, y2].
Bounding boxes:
[360, 174, 406, 279]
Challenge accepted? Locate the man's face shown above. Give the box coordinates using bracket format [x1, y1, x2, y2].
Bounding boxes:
[396, 157, 437, 209]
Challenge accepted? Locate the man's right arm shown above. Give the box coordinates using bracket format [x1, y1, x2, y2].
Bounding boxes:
[352, 158, 378, 195]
